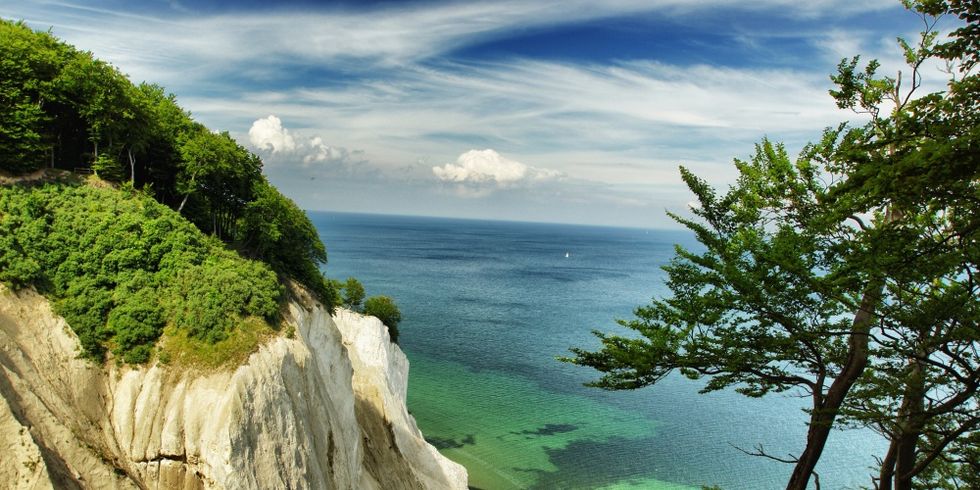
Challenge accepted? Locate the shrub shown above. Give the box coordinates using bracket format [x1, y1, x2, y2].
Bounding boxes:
[341, 277, 365, 311]
[0, 182, 284, 363]
[363, 295, 401, 344]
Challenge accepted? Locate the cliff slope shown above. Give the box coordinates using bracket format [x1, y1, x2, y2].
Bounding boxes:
[0, 285, 466, 489]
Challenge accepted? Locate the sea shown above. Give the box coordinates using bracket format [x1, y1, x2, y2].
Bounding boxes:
[311, 211, 885, 490]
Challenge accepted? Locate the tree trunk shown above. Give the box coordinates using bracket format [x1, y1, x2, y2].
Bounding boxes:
[893, 359, 927, 490]
[786, 284, 879, 490]
[786, 206, 902, 490]
[177, 171, 198, 214]
[128, 148, 136, 183]
[878, 437, 898, 490]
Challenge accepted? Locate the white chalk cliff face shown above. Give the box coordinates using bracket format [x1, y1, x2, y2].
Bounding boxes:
[0, 285, 467, 489]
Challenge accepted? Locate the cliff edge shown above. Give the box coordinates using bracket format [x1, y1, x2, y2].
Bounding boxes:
[0, 285, 467, 489]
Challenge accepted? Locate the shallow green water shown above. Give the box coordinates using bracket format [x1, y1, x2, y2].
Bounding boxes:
[316, 212, 885, 489]
[407, 355, 694, 489]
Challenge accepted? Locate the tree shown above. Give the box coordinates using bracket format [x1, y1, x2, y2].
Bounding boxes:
[176, 126, 261, 241]
[0, 19, 343, 335]
[238, 177, 337, 309]
[341, 277, 365, 311]
[565, 2, 979, 489]
[0, 21, 68, 172]
[56, 52, 133, 164]
[826, 2, 980, 487]
[564, 139, 871, 490]
[131, 82, 193, 204]
[364, 295, 401, 344]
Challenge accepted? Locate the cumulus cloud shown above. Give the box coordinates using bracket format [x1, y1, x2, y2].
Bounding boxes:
[432, 149, 561, 190]
[304, 137, 350, 165]
[248, 116, 356, 168]
[248, 115, 296, 153]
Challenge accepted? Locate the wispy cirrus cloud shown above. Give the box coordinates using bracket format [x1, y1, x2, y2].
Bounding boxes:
[5, 0, 897, 86]
[1, 0, 941, 227]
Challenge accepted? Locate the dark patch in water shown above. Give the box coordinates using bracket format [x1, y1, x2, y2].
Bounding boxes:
[425, 434, 476, 450]
[510, 423, 579, 439]
[514, 436, 703, 490]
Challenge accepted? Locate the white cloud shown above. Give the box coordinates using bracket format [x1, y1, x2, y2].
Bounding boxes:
[304, 137, 350, 166]
[433, 149, 560, 190]
[248, 115, 295, 153]
[248, 117, 354, 167]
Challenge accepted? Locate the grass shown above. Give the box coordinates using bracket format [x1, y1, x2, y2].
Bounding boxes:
[157, 315, 279, 370]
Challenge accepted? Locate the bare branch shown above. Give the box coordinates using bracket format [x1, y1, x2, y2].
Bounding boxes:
[730, 442, 799, 464]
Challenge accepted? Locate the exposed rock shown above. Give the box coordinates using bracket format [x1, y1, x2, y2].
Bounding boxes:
[0, 285, 466, 489]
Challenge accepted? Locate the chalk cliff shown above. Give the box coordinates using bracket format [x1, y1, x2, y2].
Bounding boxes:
[0, 285, 467, 489]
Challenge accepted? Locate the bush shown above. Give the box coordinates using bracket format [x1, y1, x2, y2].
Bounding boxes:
[0, 182, 285, 363]
[341, 277, 365, 311]
[363, 295, 401, 344]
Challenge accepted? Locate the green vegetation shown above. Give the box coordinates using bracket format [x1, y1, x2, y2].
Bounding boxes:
[0, 182, 282, 364]
[160, 316, 277, 369]
[0, 19, 407, 363]
[0, 19, 335, 307]
[337, 276, 402, 343]
[565, 2, 979, 489]
[341, 277, 366, 310]
[363, 295, 402, 343]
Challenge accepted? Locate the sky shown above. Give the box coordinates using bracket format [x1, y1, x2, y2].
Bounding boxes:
[1, 0, 960, 228]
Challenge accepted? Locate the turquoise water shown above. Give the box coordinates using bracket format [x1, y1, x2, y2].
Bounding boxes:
[313, 211, 884, 489]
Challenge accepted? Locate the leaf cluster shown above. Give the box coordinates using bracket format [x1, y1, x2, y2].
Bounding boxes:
[565, 140, 860, 398]
[363, 295, 402, 344]
[568, 2, 980, 485]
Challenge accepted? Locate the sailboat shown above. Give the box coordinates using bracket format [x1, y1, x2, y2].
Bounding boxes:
[564, 252, 570, 258]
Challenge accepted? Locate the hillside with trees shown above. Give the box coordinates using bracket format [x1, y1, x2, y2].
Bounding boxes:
[0, 19, 334, 309]
[0, 19, 396, 365]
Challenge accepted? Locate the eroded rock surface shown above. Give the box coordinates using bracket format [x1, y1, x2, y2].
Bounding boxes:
[0, 286, 466, 489]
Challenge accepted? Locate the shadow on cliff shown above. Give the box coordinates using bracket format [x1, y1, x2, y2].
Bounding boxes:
[0, 310, 89, 489]
[355, 397, 426, 489]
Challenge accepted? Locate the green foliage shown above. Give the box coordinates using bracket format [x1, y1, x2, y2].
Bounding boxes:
[341, 277, 365, 311]
[0, 183, 284, 363]
[0, 18, 337, 313]
[92, 153, 125, 181]
[160, 316, 276, 370]
[817, 4, 980, 486]
[565, 139, 855, 394]
[364, 295, 402, 344]
[166, 254, 280, 344]
[568, 3, 980, 488]
[0, 21, 66, 171]
[239, 178, 336, 308]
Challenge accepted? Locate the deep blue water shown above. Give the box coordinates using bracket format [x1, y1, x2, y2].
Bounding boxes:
[312, 211, 884, 489]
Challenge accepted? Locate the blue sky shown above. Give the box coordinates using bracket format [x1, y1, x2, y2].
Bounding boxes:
[2, 0, 958, 227]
